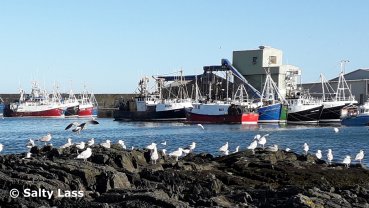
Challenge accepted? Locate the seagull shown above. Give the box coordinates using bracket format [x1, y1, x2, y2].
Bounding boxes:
[162, 149, 167, 156]
[219, 142, 229, 154]
[266, 144, 278, 152]
[315, 150, 322, 159]
[223, 149, 229, 156]
[160, 141, 167, 146]
[146, 143, 157, 150]
[247, 140, 258, 154]
[327, 149, 333, 165]
[342, 155, 351, 168]
[233, 145, 240, 153]
[150, 146, 159, 164]
[87, 138, 95, 146]
[60, 138, 73, 149]
[75, 142, 85, 153]
[197, 124, 204, 130]
[189, 142, 196, 152]
[100, 140, 111, 149]
[0, 144, 3, 154]
[254, 134, 261, 140]
[182, 148, 191, 155]
[76, 147, 92, 161]
[184, 142, 196, 153]
[303, 143, 309, 155]
[334, 127, 339, 133]
[258, 134, 268, 149]
[355, 150, 364, 164]
[169, 148, 183, 161]
[118, 140, 126, 149]
[22, 152, 32, 159]
[65, 120, 99, 134]
[26, 139, 35, 149]
[39, 133, 52, 145]
[285, 148, 291, 152]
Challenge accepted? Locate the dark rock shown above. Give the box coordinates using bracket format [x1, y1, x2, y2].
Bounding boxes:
[1, 147, 369, 207]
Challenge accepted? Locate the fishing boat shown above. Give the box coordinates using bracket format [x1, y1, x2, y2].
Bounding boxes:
[0, 97, 4, 117]
[63, 90, 80, 117]
[341, 101, 369, 126]
[318, 62, 358, 122]
[114, 75, 192, 121]
[257, 69, 288, 123]
[7, 81, 64, 118]
[186, 60, 259, 124]
[78, 89, 95, 117]
[286, 91, 323, 124]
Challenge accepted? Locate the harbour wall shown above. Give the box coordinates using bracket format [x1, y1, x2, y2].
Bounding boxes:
[0, 93, 136, 118]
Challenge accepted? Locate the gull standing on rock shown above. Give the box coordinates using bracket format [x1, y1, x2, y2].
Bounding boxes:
[22, 152, 32, 159]
[315, 150, 322, 159]
[266, 144, 278, 152]
[162, 149, 167, 156]
[75, 142, 85, 153]
[247, 140, 258, 154]
[233, 146, 240, 153]
[0, 144, 3, 154]
[60, 138, 73, 149]
[100, 140, 111, 149]
[355, 150, 365, 164]
[150, 146, 159, 164]
[342, 155, 351, 168]
[76, 147, 92, 162]
[303, 143, 309, 155]
[327, 149, 333, 165]
[258, 134, 268, 149]
[87, 138, 95, 146]
[118, 140, 126, 149]
[169, 148, 183, 161]
[26, 139, 35, 149]
[39, 133, 52, 145]
[146, 143, 157, 150]
[219, 142, 228, 152]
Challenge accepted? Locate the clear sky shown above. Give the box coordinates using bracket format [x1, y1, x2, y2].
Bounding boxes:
[1, 1, 368, 94]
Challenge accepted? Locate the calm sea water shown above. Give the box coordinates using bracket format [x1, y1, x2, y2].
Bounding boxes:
[0, 118, 368, 166]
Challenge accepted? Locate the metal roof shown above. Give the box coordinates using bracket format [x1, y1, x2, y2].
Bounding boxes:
[330, 69, 369, 81]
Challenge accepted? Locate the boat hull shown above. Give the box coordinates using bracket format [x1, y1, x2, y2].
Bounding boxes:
[186, 112, 259, 124]
[64, 106, 79, 117]
[0, 104, 4, 117]
[320, 103, 349, 122]
[9, 108, 64, 118]
[258, 103, 287, 123]
[113, 108, 187, 121]
[287, 105, 323, 124]
[78, 106, 94, 117]
[341, 114, 369, 126]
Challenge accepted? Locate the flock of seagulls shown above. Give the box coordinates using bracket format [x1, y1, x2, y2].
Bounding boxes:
[0, 123, 367, 169]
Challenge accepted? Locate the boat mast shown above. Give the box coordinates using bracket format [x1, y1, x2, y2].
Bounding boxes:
[336, 60, 350, 101]
[320, 74, 325, 101]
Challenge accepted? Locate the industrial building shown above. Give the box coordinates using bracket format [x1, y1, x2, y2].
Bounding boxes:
[232, 46, 301, 97]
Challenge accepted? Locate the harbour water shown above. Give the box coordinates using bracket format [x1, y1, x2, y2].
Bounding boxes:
[0, 118, 368, 166]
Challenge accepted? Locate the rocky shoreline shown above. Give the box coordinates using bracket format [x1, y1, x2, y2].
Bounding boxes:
[0, 144, 369, 208]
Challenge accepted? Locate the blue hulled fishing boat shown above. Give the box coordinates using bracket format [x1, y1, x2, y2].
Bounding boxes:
[341, 101, 369, 126]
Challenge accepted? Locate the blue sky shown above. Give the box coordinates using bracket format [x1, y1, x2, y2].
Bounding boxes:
[0, 1, 368, 93]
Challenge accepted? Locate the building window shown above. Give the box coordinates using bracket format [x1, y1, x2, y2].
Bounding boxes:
[269, 56, 277, 64]
[252, 57, 257, 64]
